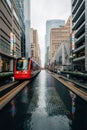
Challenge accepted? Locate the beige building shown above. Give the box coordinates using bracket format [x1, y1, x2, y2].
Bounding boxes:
[30, 28, 41, 65]
[50, 17, 71, 64]
[0, 0, 21, 72]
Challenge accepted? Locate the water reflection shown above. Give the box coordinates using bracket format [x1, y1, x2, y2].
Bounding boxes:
[37, 71, 47, 112]
[69, 90, 87, 130]
[26, 71, 48, 130]
[69, 91, 76, 119]
[21, 87, 28, 103]
[1, 70, 87, 130]
[25, 70, 71, 130]
[10, 100, 16, 118]
[72, 97, 87, 130]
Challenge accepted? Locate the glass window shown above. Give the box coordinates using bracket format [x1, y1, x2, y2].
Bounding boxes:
[16, 59, 28, 70]
[13, 9, 19, 23]
[6, 0, 11, 8]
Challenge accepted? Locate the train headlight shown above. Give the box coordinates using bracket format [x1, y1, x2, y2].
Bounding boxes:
[16, 71, 19, 74]
[24, 71, 28, 74]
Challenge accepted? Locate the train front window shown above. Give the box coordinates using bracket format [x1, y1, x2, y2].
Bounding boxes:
[16, 59, 28, 70]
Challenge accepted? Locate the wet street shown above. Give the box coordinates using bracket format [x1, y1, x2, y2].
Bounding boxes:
[0, 70, 87, 130]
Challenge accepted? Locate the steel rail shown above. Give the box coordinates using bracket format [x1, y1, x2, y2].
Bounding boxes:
[0, 81, 19, 92]
[0, 80, 30, 110]
[50, 72, 87, 102]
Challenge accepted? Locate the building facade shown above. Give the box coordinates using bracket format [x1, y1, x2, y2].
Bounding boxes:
[30, 28, 41, 65]
[50, 17, 71, 64]
[45, 20, 65, 66]
[15, 0, 25, 57]
[71, 0, 87, 71]
[0, 0, 22, 72]
[53, 42, 71, 71]
[24, 0, 31, 58]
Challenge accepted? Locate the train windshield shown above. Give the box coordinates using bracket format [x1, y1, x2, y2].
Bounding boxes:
[16, 59, 29, 70]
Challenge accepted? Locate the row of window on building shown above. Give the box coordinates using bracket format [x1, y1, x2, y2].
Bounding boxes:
[45, 0, 87, 72]
[0, 0, 41, 72]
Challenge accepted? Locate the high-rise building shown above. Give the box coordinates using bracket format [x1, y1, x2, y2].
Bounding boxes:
[45, 20, 65, 66]
[50, 17, 71, 64]
[0, 0, 21, 72]
[53, 42, 71, 71]
[71, 0, 87, 71]
[15, 0, 25, 57]
[30, 28, 41, 65]
[24, 0, 31, 58]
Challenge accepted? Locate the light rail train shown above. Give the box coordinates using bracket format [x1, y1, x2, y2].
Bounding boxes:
[14, 57, 41, 80]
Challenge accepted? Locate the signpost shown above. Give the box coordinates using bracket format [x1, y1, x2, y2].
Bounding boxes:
[72, 32, 75, 51]
[10, 32, 14, 55]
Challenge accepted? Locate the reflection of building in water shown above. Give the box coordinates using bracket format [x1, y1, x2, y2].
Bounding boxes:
[10, 100, 16, 118]
[72, 96, 87, 130]
[46, 88, 70, 116]
[21, 88, 28, 103]
[69, 91, 76, 119]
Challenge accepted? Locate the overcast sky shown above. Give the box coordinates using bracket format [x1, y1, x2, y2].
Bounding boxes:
[31, 0, 71, 67]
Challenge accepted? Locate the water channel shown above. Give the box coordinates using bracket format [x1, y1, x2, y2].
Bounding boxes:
[0, 70, 87, 130]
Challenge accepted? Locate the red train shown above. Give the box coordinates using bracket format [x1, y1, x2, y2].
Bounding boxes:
[14, 57, 41, 80]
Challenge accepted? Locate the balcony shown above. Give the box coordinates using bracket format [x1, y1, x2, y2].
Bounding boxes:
[73, 56, 85, 62]
[72, 0, 84, 15]
[73, 45, 85, 53]
[72, 0, 85, 22]
[72, 0, 78, 7]
[72, 0, 79, 14]
[75, 33, 85, 44]
[75, 21, 85, 38]
[72, 11, 85, 30]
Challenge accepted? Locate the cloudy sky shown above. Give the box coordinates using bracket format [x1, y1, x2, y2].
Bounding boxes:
[31, 0, 71, 67]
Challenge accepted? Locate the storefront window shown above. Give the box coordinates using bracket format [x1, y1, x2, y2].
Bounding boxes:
[2, 58, 10, 72]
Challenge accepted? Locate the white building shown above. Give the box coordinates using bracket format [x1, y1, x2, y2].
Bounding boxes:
[53, 42, 71, 71]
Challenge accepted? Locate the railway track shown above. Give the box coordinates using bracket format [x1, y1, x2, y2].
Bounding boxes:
[59, 75, 87, 93]
[50, 72, 87, 102]
[0, 81, 20, 97]
[0, 80, 30, 110]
